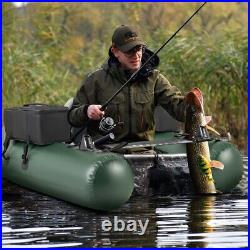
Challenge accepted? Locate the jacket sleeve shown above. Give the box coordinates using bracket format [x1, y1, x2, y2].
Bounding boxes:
[154, 73, 186, 122]
[68, 74, 96, 127]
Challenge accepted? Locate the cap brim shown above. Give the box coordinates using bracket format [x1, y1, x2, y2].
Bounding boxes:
[118, 39, 146, 52]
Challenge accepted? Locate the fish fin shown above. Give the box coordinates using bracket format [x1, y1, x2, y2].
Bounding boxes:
[206, 125, 221, 136]
[210, 160, 224, 170]
[205, 116, 212, 125]
[198, 154, 210, 168]
[208, 177, 214, 183]
[197, 155, 214, 182]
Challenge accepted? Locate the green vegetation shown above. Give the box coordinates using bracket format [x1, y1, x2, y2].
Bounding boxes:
[2, 2, 248, 151]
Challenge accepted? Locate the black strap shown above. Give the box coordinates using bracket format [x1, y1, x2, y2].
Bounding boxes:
[2, 136, 10, 160]
[22, 141, 29, 164]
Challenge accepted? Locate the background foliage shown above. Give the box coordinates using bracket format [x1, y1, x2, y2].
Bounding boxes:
[2, 2, 248, 151]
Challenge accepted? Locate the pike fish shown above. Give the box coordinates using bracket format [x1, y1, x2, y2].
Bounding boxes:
[185, 88, 224, 194]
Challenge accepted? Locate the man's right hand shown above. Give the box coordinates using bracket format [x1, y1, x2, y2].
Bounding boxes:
[87, 105, 105, 120]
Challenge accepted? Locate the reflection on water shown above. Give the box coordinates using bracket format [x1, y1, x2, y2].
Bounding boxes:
[2, 183, 248, 248]
[2, 158, 248, 248]
[156, 196, 248, 248]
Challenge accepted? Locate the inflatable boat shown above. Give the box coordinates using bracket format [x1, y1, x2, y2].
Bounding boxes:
[2, 104, 243, 211]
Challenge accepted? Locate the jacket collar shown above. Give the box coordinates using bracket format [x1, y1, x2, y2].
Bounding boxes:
[102, 48, 160, 83]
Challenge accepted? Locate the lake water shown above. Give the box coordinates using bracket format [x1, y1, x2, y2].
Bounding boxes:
[2, 157, 248, 248]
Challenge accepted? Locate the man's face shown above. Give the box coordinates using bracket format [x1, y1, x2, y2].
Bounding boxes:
[112, 45, 145, 71]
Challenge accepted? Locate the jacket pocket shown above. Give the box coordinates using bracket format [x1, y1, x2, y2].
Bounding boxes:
[134, 91, 154, 131]
[134, 91, 153, 104]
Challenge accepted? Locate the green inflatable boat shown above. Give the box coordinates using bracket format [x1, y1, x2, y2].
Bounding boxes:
[2, 105, 244, 211]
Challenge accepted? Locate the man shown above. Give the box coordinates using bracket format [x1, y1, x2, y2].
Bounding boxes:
[68, 25, 186, 142]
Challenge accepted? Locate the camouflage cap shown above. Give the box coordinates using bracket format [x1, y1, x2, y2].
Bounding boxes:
[112, 25, 146, 52]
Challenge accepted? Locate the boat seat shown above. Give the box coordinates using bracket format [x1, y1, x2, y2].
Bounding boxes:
[154, 105, 182, 133]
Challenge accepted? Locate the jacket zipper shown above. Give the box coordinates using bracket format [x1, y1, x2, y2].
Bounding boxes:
[128, 85, 132, 138]
[140, 105, 144, 130]
[116, 104, 121, 124]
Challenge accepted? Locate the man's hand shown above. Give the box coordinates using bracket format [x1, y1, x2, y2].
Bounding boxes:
[87, 105, 105, 120]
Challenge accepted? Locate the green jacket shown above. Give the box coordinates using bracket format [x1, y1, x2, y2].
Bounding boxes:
[68, 50, 186, 142]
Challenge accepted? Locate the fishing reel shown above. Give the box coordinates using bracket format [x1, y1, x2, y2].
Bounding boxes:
[99, 116, 116, 134]
[79, 116, 116, 151]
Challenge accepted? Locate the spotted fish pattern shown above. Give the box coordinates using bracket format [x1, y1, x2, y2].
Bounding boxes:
[198, 154, 214, 182]
[185, 88, 224, 194]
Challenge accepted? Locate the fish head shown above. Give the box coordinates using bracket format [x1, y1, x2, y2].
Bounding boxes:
[185, 87, 204, 113]
[185, 88, 207, 137]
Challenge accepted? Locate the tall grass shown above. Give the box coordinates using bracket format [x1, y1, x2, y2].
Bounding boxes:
[156, 30, 248, 151]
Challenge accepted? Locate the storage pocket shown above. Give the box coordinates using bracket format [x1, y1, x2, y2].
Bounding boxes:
[134, 91, 153, 104]
[134, 91, 154, 131]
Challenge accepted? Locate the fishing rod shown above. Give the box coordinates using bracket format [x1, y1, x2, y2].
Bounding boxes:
[100, 2, 207, 111]
[70, 2, 207, 144]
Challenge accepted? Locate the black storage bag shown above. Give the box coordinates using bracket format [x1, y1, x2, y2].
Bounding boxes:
[4, 104, 71, 145]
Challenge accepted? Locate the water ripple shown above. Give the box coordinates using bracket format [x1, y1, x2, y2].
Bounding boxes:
[2, 161, 248, 248]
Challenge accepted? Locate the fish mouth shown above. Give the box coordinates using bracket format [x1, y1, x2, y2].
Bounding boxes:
[185, 91, 203, 112]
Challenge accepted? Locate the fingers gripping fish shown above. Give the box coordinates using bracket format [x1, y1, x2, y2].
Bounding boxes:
[185, 88, 224, 194]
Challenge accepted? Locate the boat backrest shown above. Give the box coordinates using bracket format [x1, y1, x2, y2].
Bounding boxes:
[154, 106, 183, 132]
